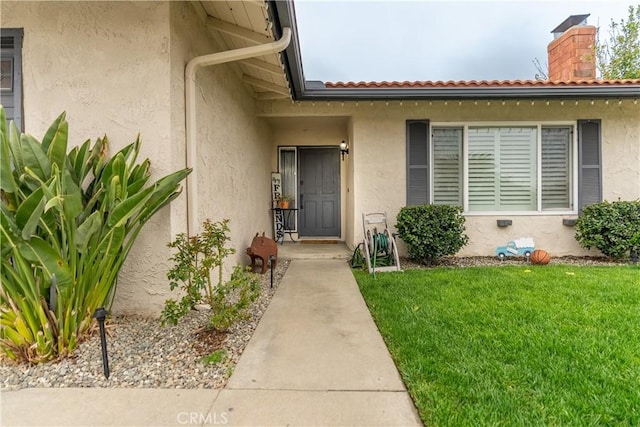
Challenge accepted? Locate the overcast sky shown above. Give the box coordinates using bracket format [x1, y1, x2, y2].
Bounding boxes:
[293, 1, 634, 82]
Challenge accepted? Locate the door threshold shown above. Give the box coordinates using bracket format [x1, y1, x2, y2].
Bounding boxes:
[299, 238, 342, 244]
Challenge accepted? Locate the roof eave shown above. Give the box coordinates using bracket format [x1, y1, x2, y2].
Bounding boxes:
[270, 2, 640, 102]
[268, 0, 306, 99]
[299, 86, 640, 101]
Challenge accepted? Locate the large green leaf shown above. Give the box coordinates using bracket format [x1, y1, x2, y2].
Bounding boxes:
[61, 168, 83, 221]
[0, 105, 6, 137]
[107, 184, 154, 228]
[74, 211, 102, 254]
[21, 134, 52, 182]
[68, 139, 91, 186]
[90, 136, 108, 181]
[0, 130, 18, 209]
[15, 188, 45, 240]
[96, 225, 126, 261]
[41, 112, 68, 169]
[125, 135, 142, 170]
[127, 159, 150, 187]
[139, 168, 192, 223]
[8, 122, 24, 179]
[0, 203, 21, 253]
[100, 150, 128, 189]
[18, 237, 73, 290]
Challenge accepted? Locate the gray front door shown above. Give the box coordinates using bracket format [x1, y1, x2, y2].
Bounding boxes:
[298, 147, 341, 237]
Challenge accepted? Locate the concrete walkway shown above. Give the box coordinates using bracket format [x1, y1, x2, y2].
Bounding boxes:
[1, 252, 421, 426]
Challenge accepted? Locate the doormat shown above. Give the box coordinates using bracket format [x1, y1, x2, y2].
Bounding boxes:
[300, 240, 340, 244]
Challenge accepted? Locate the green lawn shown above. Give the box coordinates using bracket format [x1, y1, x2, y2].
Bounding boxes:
[355, 265, 640, 426]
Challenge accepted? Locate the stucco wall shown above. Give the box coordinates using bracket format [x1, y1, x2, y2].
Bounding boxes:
[259, 98, 640, 257]
[170, 3, 274, 277]
[1, 1, 179, 316]
[2, 1, 276, 316]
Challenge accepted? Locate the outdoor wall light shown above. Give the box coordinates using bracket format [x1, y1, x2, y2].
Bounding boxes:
[340, 140, 349, 160]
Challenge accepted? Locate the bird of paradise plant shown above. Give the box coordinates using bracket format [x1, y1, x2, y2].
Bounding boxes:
[0, 107, 191, 363]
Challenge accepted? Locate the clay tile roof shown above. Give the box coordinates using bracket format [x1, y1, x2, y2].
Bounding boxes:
[324, 79, 640, 89]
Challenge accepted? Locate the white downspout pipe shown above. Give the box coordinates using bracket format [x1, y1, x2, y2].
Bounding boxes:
[184, 27, 292, 236]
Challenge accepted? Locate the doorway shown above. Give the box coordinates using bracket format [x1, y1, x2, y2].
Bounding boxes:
[297, 147, 341, 237]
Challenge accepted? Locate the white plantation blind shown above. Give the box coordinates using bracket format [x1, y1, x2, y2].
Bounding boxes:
[541, 127, 571, 210]
[432, 128, 462, 205]
[468, 127, 537, 211]
[468, 129, 497, 210]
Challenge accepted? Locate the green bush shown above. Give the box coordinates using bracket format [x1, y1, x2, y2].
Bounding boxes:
[396, 205, 469, 265]
[161, 219, 260, 331]
[575, 200, 640, 260]
[0, 108, 191, 363]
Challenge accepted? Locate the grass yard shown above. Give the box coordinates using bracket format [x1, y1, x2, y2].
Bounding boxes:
[355, 265, 640, 426]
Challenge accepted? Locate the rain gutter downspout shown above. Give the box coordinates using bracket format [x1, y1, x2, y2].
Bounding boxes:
[184, 27, 292, 235]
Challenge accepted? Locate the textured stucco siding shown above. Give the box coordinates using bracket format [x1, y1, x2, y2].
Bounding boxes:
[1, 1, 177, 316]
[169, 3, 274, 277]
[1, 1, 276, 316]
[259, 99, 640, 257]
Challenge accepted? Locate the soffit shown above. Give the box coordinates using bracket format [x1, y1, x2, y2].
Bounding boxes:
[267, 116, 349, 132]
[198, 0, 290, 100]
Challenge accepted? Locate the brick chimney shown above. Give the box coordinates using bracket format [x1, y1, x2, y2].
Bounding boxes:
[547, 14, 596, 81]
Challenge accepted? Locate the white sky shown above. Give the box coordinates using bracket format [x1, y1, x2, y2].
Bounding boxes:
[293, 0, 634, 82]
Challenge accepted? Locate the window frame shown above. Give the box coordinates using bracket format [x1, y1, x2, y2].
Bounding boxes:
[429, 121, 578, 215]
[277, 146, 298, 231]
[0, 28, 24, 131]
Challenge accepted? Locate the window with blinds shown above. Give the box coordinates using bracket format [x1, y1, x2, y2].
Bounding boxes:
[0, 29, 23, 131]
[541, 127, 572, 210]
[433, 128, 462, 205]
[278, 147, 297, 230]
[468, 127, 537, 211]
[407, 121, 589, 213]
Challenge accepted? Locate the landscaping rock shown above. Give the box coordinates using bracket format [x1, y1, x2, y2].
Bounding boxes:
[0, 260, 290, 390]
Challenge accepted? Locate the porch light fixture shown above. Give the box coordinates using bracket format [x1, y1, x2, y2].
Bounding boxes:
[340, 140, 349, 160]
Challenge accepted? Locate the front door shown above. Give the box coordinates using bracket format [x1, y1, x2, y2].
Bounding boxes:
[298, 147, 341, 237]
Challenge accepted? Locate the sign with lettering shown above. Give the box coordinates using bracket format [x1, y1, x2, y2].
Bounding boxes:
[271, 173, 284, 242]
[271, 173, 282, 207]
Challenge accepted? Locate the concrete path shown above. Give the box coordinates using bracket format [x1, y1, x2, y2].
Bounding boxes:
[1, 257, 421, 426]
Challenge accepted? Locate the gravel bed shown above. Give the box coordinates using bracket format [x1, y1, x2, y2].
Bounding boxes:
[400, 255, 629, 269]
[0, 260, 290, 391]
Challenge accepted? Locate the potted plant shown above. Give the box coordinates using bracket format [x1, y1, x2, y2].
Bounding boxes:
[278, 195, 292, 209]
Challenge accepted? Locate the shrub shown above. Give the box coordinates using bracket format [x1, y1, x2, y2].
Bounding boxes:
[0, 108, 191, 363]
[396, 205, 469, 265]
[575, 200, 640, 260]
[161, 219, 260, 331]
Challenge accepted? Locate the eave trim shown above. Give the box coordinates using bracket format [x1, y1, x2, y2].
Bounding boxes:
[269, 1, 640, 101]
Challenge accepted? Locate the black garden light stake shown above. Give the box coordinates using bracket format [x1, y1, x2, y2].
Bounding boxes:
[93, 307, 110, 379]
[269, 255, 276, 288]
